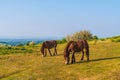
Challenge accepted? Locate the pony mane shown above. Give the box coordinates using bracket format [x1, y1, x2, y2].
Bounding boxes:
[64, 41, 74, 55]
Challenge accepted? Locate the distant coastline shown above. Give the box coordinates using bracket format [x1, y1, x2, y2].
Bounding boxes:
[0, 38, 46, 46]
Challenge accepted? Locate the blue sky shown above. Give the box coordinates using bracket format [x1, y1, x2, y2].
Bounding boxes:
[0, 0, 120, 39]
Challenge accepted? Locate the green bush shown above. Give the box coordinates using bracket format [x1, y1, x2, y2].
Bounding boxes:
[25, 42, 30, 46]
[111, 38, 120, 42]
[20, 47, 26, 50]
[111, 36, 120, 42]
[100, 38, 105, 41]
[17, 43, 23, 46]
[112, 36, 120, 39]
[93, 35, 98, 40]
[57, 38, 67, 44]
[6, 46, 12, 49]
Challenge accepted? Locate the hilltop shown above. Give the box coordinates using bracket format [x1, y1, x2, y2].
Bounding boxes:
[0, 39, 120, 80]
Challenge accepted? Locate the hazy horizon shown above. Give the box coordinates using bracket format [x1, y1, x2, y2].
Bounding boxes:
[0, 0, 120, 39]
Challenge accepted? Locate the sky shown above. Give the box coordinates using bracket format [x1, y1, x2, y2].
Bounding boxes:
[0, 0, 120, 39]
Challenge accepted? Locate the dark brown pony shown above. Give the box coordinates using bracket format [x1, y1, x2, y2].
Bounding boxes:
[64, 40, 89, 64]
[41, 40, 57, 57]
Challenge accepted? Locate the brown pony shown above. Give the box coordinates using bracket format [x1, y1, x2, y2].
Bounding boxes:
[41, 40, 57, 57]
[64, 40, 89, 64]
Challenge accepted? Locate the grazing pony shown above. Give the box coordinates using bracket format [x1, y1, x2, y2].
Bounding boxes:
[64, 40, 89, 64]
[41, 40, 57, 57]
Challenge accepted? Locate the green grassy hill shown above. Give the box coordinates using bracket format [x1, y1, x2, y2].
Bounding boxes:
[0, 40, 120, 80]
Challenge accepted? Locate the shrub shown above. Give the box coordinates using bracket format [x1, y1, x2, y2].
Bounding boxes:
[17, 43, 23, 46]
[20, 47, 26, 50]
[57, 38, 67, 44]
[100, 38, 105, 41]
[26, 42, 30, 46]
[66, 30, 93, 41]
[29, 41, 36, 46]
[112, 36, 120, 39]
[111, 38, 120, 42]
[7, 46, 12, 49]
[110, 36, 120, 42]
[93, 35, 98, 40]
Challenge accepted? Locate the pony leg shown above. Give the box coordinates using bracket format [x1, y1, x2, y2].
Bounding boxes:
[87, 55, 89, 61]
[48, 49, 52, 56]
[85, 48, 89, 61]
[71, 55, 73, 64]
[66, 56, 70, 64]
[73, 54, 75, 63]
[54, 48, 57, 55]
[44, 49, 47, 56]
[55, 48, 57, 55]
[86, 51, 89, 61]
[71, 52, 75, 64]
[81, 50, 84, 60]
[53, 50, 55, 56]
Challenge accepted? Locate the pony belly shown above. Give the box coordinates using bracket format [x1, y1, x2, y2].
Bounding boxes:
[75, 48, 82, 52]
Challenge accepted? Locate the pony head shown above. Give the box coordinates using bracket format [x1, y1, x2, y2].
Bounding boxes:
[64, 52, 70, 65]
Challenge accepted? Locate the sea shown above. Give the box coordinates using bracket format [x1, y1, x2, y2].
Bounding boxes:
[0, 38, 46, 46]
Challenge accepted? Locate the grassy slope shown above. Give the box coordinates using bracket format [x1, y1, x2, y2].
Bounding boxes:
[0, 40, 120, 80]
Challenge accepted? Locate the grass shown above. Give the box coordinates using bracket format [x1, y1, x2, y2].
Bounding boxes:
[0, 41, 120, 80]
[0, 46, 33, 54]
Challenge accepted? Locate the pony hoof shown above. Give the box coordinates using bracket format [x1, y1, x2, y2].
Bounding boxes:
[65, 62, 69, 65]
[42, 55, 45, 57]
[81, 59, 83, 60]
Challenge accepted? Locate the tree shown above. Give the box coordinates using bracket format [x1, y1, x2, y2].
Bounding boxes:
[93, 35, 98, 45]
[57, 38, 67, 44]
[93, 35, 98, 40]
[66, 30, 93, 41]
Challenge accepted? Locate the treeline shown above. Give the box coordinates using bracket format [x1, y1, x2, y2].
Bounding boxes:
[57, 29, 120, 44]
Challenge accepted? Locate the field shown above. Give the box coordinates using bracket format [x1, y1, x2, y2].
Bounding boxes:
[0, 40, 120, 80]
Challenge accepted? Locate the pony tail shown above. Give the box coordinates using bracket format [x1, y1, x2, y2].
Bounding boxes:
[83, 40, 89, 48]
[54, 40, 57, 47]
[82, 40, 89, 61]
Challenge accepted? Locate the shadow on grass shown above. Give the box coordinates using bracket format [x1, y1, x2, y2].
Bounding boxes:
[36, 53, 63, 57]
[75, 56, 120, 64]
[90, 56, 120, 62]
